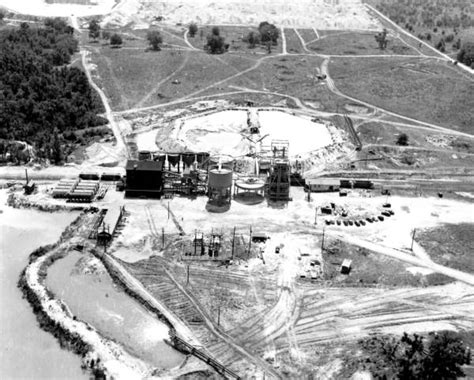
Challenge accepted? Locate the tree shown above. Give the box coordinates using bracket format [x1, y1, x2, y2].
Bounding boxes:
[422, 331, 471, 379]
[375, 28, 388, 50]
[453, 38, 461, 50]
[436, 38, 446, 52]
[188, 22, 198, 37]
[51, 130, 63, 164]
[351, 332, 471, 380]
[397, 133, 409, 146]
[88, 19, 100, 41]
[457, 41, 474, 67]
[258, 22, 279, 45]
[205, 27, 226, 54]
[101, 30, 110, 41]
[0, 11, 5, 22]
[244, 31, 260, 48]
[110, 33, 122, 48]
[211, 26, 220, 36]
[146, 30, 163, 51]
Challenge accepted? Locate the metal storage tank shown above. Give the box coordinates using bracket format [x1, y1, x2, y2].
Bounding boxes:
[138, 150, 152, 161]
[207, 169, 233, 211]
[209, 169, 233, 189]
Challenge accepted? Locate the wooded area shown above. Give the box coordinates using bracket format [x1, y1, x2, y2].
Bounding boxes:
[0, 18, 106, 164]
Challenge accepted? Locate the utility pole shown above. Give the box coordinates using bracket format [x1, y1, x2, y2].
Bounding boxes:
[321, 226, 325, 253]
[186, 264, 190, 285]
[231, 226, 236, 260]
[167, 201, 170, 220]
[217, 305, 221, 327]
[314, 206, 318, 225]
[194, 229, 197, 256]
[248, 225, 252, 259]
[162, 227, 165, 249]
[410, 228, 416, 251]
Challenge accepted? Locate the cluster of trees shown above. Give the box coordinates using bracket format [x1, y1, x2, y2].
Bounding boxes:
[0, 19, 105, 164]
[205, 26, 228, 54]
[243, 22, 280, 52]
[146, 30, 163, 51]
[348, 331, 471, 379]
[375, 29, 389, 50]
[457, 41, 474, 68]
[188, 22, 198, 38]
[377, 0, 473, 30]
[88, 19, 122, 47]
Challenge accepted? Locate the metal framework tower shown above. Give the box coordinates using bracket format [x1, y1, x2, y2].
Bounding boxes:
[267, 140, 291, 201]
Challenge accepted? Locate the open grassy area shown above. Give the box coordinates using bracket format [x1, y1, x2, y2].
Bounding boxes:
[307, 31, 420, 55]
[358, 121, 474, 152]
[90, 48, 187, 110]
[226, 55, 347, 111]
[297, 28, 318, 45]
[89, 44, 265, 110]
[323, 238, 454, 287]
[418, 223, 474, 273]
[283, 28, 306, 54]
[330, 57, 474, 133]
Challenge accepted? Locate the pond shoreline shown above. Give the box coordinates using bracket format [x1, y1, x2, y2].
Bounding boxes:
[17, 213, 152, 380]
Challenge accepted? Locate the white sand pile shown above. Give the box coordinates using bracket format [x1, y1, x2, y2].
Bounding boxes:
[0, 0, 116, 17]
[156, 109, 337, 161]
[258, 111, 332, 156]
[102, 0, 381, 30]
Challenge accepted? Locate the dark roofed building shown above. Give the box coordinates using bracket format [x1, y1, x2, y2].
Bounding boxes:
[125, 160, 163, 198]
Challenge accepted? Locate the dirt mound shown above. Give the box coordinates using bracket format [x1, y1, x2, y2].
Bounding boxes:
[103, 0, 381, 30]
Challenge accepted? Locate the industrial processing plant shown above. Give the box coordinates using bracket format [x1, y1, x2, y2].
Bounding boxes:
[1, 0, 474, 379]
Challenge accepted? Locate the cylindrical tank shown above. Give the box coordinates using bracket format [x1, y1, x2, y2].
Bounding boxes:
[138, 150, 152, 161]
[208, 169, 233, 189]
[207, 169, 233, 210]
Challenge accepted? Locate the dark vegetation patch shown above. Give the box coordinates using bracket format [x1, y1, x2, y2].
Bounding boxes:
[0, 18, 106, 164]
[417, 223, 474, 273]
[367, 0, 473, 56]
[339, 331, 472, 380]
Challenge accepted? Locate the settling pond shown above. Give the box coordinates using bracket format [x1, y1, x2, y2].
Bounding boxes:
[46, 251, 184, 369]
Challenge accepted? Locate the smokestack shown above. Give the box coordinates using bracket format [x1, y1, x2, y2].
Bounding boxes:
[25, 168, 29, 184]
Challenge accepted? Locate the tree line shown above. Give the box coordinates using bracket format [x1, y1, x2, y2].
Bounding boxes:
[0, 18, 106, 164]
[343, 331, 471, 379]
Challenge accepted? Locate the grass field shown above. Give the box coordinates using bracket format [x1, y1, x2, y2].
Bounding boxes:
[283, 28, 306, 54]
[307, 31, 420, 56]
[322, 238, 449, 287]
[90, 48, 188, 110]
[418, 223, 474, 274]
[330, 57, 474, 133]
[358, 121, 474, 152]
[297, 28, 318, 45]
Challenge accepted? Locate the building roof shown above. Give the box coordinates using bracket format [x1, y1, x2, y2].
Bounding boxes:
[125, 160, 163, 172]
[306, 178, 340, 186]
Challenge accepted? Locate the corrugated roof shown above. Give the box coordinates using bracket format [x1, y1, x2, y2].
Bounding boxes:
[125, 160, 163, 172]
[306, 178, 340, 186]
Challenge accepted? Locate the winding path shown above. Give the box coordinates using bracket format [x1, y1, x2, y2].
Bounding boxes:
[81, 50, 129, 158]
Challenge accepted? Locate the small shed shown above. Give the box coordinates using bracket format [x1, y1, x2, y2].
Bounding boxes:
[252, 232, 269, 243]
[305, 178, 340, 193]
[340, 259, 352, 274]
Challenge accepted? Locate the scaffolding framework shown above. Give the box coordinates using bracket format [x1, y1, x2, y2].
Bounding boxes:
[267, 140, 291, 201]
